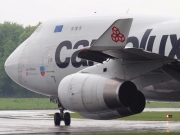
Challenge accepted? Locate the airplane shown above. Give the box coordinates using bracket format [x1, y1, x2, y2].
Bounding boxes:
[4, 14, 180, 126]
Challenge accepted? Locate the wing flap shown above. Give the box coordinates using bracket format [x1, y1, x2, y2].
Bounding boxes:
[107, 48, 175, 64]
[79, 47, 175, 64]
[78, 49, 115, 63]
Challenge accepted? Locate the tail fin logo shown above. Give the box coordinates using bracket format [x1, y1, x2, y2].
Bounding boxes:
[111, 26, 125, 43]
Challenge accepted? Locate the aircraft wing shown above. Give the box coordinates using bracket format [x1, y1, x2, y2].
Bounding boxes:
[78, 18, 177, 82]
[78, 47, 175, 64]
[78, 18, 175, 64]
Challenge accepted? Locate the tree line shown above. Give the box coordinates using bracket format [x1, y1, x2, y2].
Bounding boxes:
[0, 22, 45, 97]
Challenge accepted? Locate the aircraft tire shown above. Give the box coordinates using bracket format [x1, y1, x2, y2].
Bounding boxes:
[54, 112, 61, 126]
[64, 112, 71, 126]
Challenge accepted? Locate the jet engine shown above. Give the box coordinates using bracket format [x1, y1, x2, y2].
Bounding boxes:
[58, 73, 145, 120]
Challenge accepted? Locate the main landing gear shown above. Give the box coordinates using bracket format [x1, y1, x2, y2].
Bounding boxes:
[54, 108, 71, 126]
[50, 97, 71, 126]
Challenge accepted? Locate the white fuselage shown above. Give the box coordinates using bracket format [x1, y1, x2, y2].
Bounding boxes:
[5, 14, 180, 96]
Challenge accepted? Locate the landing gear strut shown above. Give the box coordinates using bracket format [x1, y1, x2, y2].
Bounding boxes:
[54, 105, 71, 126]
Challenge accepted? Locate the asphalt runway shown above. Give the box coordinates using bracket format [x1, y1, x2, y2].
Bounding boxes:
[0, 109, 180, 134]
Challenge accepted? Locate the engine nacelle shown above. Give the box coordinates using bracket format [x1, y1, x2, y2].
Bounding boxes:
[79, 90, 146, 120]
[58, 73, 141, 115]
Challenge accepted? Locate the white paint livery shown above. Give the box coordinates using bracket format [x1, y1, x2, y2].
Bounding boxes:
[4, 14, 180, 125]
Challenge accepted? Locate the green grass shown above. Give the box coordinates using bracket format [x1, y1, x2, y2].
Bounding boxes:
[146, 102, 180, 108]
[119, 112, 180, 121]
[0, 99, 180, 122]
[71, 133, 180, 135]
[70, 112, 85, 119]
[59, 112, 180, 121]
[0, 98, 180, 110]
[50, 112, 85, 119]
[0, 98, 57, 110]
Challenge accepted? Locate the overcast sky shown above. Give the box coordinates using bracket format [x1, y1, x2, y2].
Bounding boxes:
[0, 0, 180, 26]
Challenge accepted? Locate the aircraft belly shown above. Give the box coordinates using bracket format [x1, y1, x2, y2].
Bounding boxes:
[142, 90, 180, 102]
[141, 80, 180, 102]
